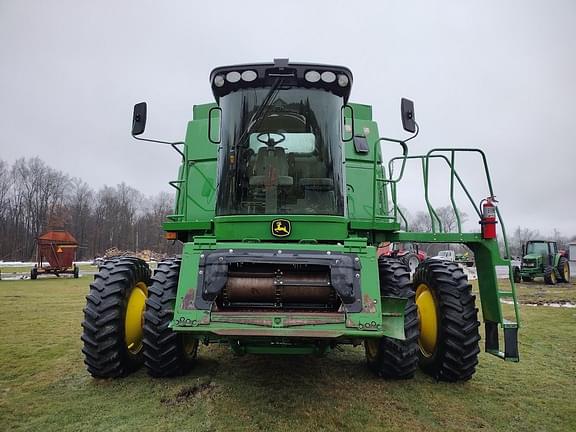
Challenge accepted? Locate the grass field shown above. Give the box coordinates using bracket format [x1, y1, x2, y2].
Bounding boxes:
[0, 276, 574, 432]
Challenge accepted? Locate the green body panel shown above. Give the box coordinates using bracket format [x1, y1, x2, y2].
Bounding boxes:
[171, 240, 406, 342]
[213, 215, 348, 241]
[519, 252, 561, 279]
[162, 95, 519, 359]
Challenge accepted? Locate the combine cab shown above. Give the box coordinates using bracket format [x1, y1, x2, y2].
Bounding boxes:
[82, 59, 520, 381]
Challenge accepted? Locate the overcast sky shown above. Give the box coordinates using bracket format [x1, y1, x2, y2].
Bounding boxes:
[1, 0, 575, 235]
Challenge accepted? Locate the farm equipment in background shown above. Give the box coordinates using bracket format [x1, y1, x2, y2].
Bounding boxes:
[378, 242, 426, 271]
[82, 59, 520, 383]
[31, 230, 79, 279]
[514, 240, 570, 284]
[432, 249, 475, 267]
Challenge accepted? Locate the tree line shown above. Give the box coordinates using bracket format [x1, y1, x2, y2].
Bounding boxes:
[1, 157, 573, 262]
[0, 157, 179, 261]
[404, 207, 575, 258]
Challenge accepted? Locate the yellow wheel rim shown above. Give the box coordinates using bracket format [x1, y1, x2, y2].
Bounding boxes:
[415, 283, 438, 358]
[124, 282, 148, 355]
[563, 263, 570, 281]
[551, 271, 557, 284]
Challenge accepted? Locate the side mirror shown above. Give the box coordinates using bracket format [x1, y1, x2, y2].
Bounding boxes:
[132, 102, 147, 136]
[401, 98, 416, 133]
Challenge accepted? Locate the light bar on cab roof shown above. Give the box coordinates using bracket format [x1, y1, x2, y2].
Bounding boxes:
[209, 59, 353, 103]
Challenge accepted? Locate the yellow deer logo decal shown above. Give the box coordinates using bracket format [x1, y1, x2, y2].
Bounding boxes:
[272, 219, 291, 237]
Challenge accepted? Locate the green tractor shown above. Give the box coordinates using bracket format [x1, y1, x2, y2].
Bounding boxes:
[515, 240, 570, 284]
[82, 59, 520, 382]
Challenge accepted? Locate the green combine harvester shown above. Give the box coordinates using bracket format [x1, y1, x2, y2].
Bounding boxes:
[82, 59, 520, 382]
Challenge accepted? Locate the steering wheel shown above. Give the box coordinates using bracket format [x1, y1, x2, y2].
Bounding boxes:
[257, 132, 286, 147]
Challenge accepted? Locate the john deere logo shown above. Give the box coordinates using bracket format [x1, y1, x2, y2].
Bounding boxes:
[272, 219, 291, 237]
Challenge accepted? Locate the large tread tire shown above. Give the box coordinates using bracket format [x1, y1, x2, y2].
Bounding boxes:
[365, 257, 419, 379]
[143, 258, 198, 377]
[513, 266, 521, 283]
[81, 257, 151, 378]
[413, 259, 480, 382]
[557, 257, 570, 283]
[543, 265, 557, 285]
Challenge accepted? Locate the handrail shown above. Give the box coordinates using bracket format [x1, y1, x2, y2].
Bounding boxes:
[381, 147, 512, 260]
[386, 154, 481, 232]
[371, 137, 408, 225]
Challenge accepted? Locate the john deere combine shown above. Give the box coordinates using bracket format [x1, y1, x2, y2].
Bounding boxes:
[82, 59, 520, 381]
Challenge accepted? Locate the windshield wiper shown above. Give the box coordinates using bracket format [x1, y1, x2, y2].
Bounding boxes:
[236, 77, 283, 147]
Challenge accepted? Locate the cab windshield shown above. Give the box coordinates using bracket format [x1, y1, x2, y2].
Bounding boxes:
[526, 242, 548, 256]
[216, 87, 345, 216]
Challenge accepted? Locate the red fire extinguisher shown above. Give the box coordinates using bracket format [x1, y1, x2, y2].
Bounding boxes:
[480, 197, 498, 239]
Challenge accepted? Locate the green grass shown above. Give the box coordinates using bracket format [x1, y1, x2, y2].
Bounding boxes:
[0, 277, 575, 432]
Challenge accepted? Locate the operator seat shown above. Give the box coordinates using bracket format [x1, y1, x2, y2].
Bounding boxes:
[249, 146, 293, 187]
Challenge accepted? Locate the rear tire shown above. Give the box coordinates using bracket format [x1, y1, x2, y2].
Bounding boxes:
[81, 257, 151, 378]
[143, 258, 198, 377]
[544, 265, 557, 285]
[557, 257, 570, 283]
[365, 257, 419, 379]
[413, 259, 480, 381]
[513, 266, 521, 283]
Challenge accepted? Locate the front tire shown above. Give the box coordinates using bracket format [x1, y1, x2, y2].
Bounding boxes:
[81, 257, 151, 378]
[143, 258, 198, 377]
[365, 257, 419, 379]
[513, 266, 521, 283]
[413, 259, 480, 381]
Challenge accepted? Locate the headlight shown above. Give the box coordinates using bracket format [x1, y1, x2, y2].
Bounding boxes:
[305, 70, 321, 83]
[241, 70, 257, 82]
[225, 71, 241, 83]
[321, 71, 336, 83]
[213, 75, 225, 87]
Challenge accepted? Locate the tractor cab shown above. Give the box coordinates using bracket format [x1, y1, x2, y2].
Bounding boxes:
[523, 240, 556, 266]
[210, 60, 352, 216]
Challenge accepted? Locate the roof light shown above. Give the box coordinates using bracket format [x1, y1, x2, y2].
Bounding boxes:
[305, 70, 321, 83]
[321, 71, 336, 83]
[241, 70, 257, 82]
[213, 75, 225, 87]
[226, 71, 241, 83]
[337, 74, 349, 87]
